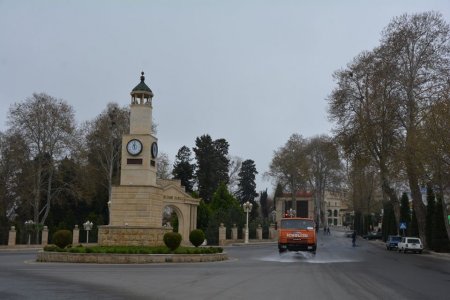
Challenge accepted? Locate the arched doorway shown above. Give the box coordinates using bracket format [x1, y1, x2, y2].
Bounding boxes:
[159, 179, 199, 245]
[162, 204, 184, 235]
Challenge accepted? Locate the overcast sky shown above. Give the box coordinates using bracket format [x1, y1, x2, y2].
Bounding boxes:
[1, 0, 449, 195]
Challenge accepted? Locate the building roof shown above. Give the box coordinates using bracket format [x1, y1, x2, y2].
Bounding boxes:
[131, 72, 153, 95]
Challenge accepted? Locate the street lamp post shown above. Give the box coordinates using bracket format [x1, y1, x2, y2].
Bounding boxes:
[83, 221, 93, 244]
[288, 208, 296, 218]
[107, 201, 111, 225]
[24, 220, 34, 245]
[243, 201, 253, 244]
[271, 210, 277, 223]
[271, 209, 277, 230]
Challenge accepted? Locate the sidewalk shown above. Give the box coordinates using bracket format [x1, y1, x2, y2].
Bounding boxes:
[370, 239, 450, 260]
[0, 245, 43, 251]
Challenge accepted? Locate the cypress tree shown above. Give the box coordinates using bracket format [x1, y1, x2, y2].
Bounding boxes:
[259, 189, 269, 219]
[382, 201, 397, 240]
[273, 182, 284, 211]
[399, 193, 411, 236]
[410, 208, 419, 237]
[236, 160, 258, 204]
[432, 196, 450, 252]
[236, 159, 258, 218]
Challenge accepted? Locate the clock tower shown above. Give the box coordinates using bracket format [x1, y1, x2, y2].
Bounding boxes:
[120, 72, 158, 186]
[99, 72, 199, 247]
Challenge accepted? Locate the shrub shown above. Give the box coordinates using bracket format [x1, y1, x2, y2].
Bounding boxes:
[68, 247, 84, 253]
[189, 229, 205, 247]
[52, 230, 72, 249]
[43, 244, 60, 252]
[163, 232, 182, 251]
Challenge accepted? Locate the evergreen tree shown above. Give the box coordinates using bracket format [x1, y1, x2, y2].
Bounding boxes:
[236, 159, 258, 203]
[196, 199, 210, 232]
[432, 196, 450, 252]
[381, 201, 397, 240]
[213, 138, 230, 185]
[399, 192, 411, 236]
[273, 182, 284, 212]
[206, 183, 243, 245]
[259, 189, 269, 219]
[210, 183, 240, 213]
[172, 146, 195, 193]
[410, 208, 419, 237]
[193, 135, 230, 203]
[425, 186, 435, 248]
[354, 211, 363, 235]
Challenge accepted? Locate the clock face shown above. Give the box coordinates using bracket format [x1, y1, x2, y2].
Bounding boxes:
[151, 142, 158, 158]
[127, 139, 143, 156]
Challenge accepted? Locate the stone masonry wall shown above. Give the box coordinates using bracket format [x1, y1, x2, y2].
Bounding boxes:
[98, 226, 170, 246]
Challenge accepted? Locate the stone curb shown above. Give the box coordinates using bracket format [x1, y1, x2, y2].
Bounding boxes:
[370, 239, 450, 259]
[36, 251, 228, 264]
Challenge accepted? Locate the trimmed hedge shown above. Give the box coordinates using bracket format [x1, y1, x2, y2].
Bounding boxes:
[164, 232, 182, 251]
[189, 229, 205, 247]
[52, 230, 72, 248]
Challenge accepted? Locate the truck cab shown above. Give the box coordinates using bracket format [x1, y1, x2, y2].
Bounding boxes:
[278, 217, 317, 254]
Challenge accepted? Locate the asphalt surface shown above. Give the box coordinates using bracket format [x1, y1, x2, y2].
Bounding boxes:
[1, 231, 449, 300]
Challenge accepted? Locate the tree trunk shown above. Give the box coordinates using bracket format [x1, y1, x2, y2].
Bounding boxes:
[313, 189, 321, 227]
[33, 163, 42, 225]
[404, 124, 427, 246]
[408, 176, 427, 245]
[381, 180, 400, 233]
[40, 166, 53, 227]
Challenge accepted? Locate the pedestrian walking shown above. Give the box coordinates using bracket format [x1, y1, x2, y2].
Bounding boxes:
[327, 227, 331, 235]
[352, 231, 356, 247]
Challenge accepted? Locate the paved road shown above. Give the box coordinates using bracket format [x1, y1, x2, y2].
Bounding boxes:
[1, 231, 449, 300]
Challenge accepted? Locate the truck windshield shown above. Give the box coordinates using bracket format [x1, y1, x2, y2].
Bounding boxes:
[281, 219, 315, 229]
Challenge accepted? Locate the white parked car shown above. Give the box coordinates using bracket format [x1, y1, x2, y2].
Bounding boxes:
[398, 237, 423, 254]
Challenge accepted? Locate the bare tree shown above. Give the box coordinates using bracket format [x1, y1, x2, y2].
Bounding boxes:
[84, 103, 129, 208]
[0, 131, 32, 242]
[305, 135, 342, 227]
[329, 12, 450, 244]
[228, 155, 242, 194]
[157, 152, 171, 179]
[328, 49, 403, 227]
[7, 93, 76, 228]
[267, 134, 309, 202]
[380, 12, 450, 244]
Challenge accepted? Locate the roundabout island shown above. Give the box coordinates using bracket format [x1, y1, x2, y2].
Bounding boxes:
[25, 73, 224, 265]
